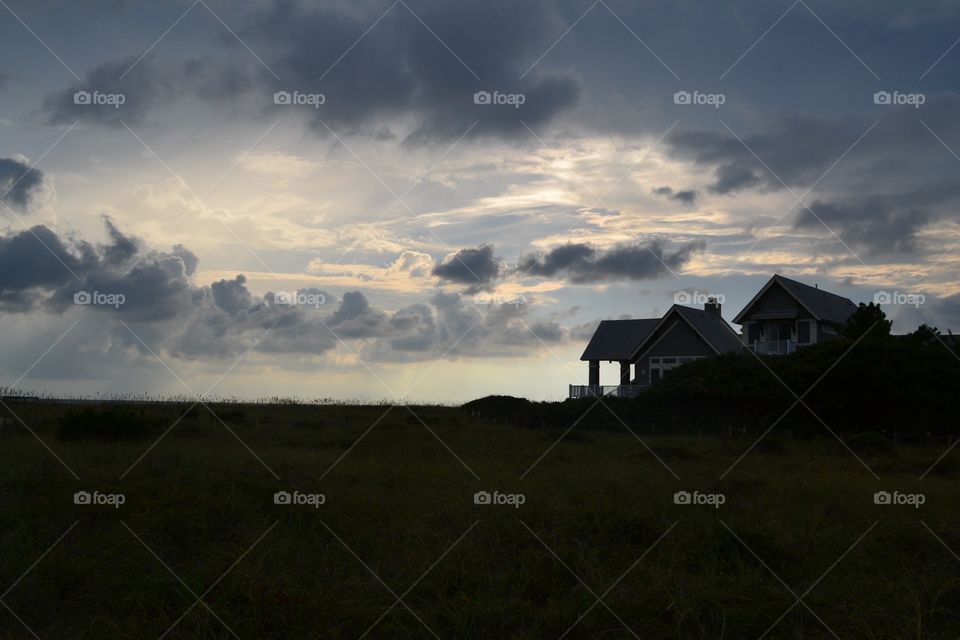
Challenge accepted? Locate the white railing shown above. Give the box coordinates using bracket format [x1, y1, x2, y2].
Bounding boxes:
[751, 340, 796, 355]
[568, 385, 644, 399]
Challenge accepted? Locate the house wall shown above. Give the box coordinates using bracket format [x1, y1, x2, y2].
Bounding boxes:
[817, 322, 844, 342]
[632, 318, 714, 384]
[748, 283, 799, 314]
[740, 283, 819, 345]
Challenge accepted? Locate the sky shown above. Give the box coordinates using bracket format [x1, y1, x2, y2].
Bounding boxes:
[1, 0, 959, 402]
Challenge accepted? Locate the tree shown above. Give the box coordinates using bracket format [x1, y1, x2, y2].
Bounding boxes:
[907, 323, 941, 345]
[843, 302, 891, 340]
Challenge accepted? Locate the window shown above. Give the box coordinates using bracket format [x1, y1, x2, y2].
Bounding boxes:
[746, 322, 759, 344]
[797, 320, 811, 344]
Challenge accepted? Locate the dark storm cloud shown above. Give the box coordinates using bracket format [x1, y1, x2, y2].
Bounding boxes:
[211, 274, 253, 314]
[666, 115, 870, 195]
[0, 224, 87, 310]
[799, 200, 927, 255]
[247, 0, 579, 142]
[41, 55, 245, 127]
[664, 95, 960, 257]
[432, 245, 500, 293]
[652, 186, 697, 205]
[667, 101, 960, 196]
[42, 57, 172, 127]
[0, 157, 45, 209]
[797, 182, 960, 256]
[516, 240, 705, 283]
[0, 222, 572, 362]
[39, 0, 578, 140]
[0, 218, 198, 319]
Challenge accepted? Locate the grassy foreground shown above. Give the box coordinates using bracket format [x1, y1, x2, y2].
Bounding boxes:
[2, 400, 960, 639]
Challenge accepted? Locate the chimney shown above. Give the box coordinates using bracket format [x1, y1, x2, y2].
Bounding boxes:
[705, 297, 721, 318]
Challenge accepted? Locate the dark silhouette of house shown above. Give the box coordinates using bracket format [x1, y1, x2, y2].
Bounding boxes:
[733, 274, 857, 354]
[573, 298, 741, 397]
[571, 274, 857, 397]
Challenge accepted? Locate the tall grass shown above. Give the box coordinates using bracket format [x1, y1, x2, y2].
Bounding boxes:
[1, 401, 958, 638]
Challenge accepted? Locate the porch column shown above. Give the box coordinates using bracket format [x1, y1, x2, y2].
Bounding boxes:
[588, 360, 600, 386]
[619, 361, 631, 385]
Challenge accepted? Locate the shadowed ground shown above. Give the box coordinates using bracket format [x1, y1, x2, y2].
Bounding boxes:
[1, 401, 959, 639]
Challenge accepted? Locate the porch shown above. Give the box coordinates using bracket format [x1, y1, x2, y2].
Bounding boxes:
[749, 340, 797, 355]
[568, 384, 645, 399]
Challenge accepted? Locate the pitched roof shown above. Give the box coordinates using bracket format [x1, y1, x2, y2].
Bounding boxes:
[629, 305, 743, 360]
[674, 306, 744, 354]
[733, 274, 858, 326]
[580, 319, 659, 361]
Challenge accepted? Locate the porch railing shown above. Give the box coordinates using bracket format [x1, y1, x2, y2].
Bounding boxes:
[750, 340, 797, 355]
[568, 385, 645, 399]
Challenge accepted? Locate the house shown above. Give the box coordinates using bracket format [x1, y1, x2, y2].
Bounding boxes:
[570, 274, 858, 398]
[571, 298, 741, 398]
[733, 274, 857, 355]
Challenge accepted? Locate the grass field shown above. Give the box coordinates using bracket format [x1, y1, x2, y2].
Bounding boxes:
[2, 400, 960, 639]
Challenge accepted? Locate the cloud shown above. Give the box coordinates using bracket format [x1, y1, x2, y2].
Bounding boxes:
[41, 55, 245, 127]
[236, 151, 318, 180]
[246, 0, 579, 142]
[211, 274, 253, 314]
[42, 57, 172, 127]
[40, 0, 578, 141]
[432, 245, 500, 293]
[665, 97, 960, 257]
[797, 182, 960, 256]
[652, 186, 698, 205]
[0, 157, 45, 209]
[0, 218, 198, 319]
[0, 221, 574, 363]
[515, 240, 704, 283]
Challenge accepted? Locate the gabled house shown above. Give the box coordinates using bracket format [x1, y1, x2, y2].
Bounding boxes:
[733, 274, 857, 354]
[572, 298, 740, 398]
[579, 319, 659, 391]
[630, 301, 744, 386]
[571, 274, 859, 398]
